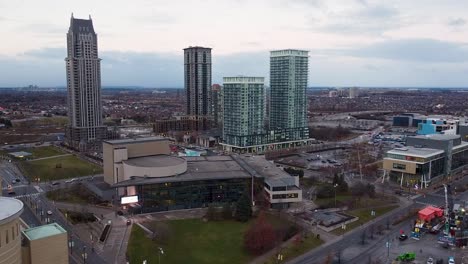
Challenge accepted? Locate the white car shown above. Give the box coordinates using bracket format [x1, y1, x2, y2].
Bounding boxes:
[46, 210, 53, 215]
[65, 178, 76, 183]
[448, 256, 455, 264]
[427, 257, 434, 264]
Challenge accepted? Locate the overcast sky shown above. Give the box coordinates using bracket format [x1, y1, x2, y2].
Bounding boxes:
[1, 0, 468, 87]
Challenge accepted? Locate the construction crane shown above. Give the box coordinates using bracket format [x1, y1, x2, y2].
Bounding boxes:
[443, 184, 454, 236]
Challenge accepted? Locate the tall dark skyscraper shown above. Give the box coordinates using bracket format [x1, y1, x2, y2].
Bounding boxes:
[65, 14, 106, 151]
[184, 46, 212, 116]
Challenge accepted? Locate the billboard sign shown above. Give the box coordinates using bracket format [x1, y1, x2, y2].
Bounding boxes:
[121, 195, 138, 204]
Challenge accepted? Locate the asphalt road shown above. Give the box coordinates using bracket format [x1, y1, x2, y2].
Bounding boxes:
[288, 203, 422, 264]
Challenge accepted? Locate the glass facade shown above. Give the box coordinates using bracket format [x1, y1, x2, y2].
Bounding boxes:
[135, 178, 249, 213]
[269, 50, 309, 139]
[223, 77, 265, 147]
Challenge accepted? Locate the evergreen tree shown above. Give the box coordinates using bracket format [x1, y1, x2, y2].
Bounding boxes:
[235, 193, 252, 222]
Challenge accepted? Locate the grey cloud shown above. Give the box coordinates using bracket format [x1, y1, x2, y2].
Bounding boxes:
[21, 48, 65, 59]
[448, 18, 466, 27]
[16, 22, 64, 35]
[1, 45, 468, 88]
[344, 39, 468, 63]
[320, 4, 400, 34]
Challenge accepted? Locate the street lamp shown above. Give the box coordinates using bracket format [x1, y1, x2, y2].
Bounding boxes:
[158, 247, 164, 264]
[68, 236, 74, 255]
[333, 184, 338, 208]
[82, 246, 87, 264]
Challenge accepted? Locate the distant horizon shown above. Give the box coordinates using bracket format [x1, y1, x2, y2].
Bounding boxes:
[1, 86, 468, 90]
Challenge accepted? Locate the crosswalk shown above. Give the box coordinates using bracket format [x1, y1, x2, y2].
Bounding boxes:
[13, 192, 40, 199]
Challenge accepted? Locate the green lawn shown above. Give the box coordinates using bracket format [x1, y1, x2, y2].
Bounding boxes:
[264, 235, 323, 264]
[128, 220, 253, 264]
[22, 155, 102, 181]
[26, 146, 66, 159]
[331, 205, 399, 235]
[47, 183, 106, 204]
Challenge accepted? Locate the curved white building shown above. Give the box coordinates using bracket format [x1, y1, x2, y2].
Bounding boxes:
[0, 197, 24, 264]
[121, 155, 187, 180]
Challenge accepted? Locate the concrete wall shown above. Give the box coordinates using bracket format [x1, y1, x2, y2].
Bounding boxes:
[122, 160, 187, 180]
[264, 188, 302, 204]
[0, 219, 22, 264]
[103, 142, 114, 184]
[103, 139, 171, 184]
[26, 233, 68, 264]
[460, 126, 468, 142]
[383, 159, 417, 174]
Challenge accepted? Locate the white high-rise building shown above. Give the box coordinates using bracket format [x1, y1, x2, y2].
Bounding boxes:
[65, 14, 106, 151]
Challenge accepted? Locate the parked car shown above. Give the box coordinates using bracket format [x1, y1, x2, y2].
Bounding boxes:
[50, 181, 60, 186]
[427, 257, 434, 264]
[46, 210, 53, 215]
[399, 234, 408, 241]
[448, 256, 455, 264]
[65, 178, 76, 183]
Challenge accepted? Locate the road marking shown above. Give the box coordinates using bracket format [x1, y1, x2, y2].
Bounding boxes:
[13, 193, 40, 199]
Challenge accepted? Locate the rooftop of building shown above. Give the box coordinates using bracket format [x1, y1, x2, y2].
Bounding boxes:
[22, 223, 67, 241]
[0, 197, 23, 225]
[112, 155, 250, 187]
[8, 151, 32, 158]
[410, 134, 460, 141]
[387, 147, 444, 158]
[183, 46, 212, 50]
[103, 136, 167, 145]
[123, 155, 185, 168]
[270, 49, 309, 57]
[69, 15, 95, 34]
[235, 155, 298, 187]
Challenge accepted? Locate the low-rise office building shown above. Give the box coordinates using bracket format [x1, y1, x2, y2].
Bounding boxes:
[383, 134, 468, 188]
[21, 223, 68, 264]
[238, 155, 302, 209]
[0, 197, 23, 264]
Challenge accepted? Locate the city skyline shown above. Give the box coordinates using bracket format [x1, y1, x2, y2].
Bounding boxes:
[0, 0, 468, 87]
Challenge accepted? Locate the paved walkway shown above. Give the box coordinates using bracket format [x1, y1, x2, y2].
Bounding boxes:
[53, 201, 130, 264]
[29, 153, 71, 161]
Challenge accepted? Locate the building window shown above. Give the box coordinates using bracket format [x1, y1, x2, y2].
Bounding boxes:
[393, 163, 406, 170]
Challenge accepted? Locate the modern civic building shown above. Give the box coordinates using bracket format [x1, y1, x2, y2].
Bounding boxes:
[103, 137, 250, 213]
[184, 46, 212, 116]
[65, 14, 106, 151]
[0, 197, 23, 264]
[223, 77, 265, 147]
[383, 134, 468, 188]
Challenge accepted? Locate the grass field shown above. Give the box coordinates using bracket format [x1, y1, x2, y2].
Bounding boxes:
[47, 183, 106, 204]
[331, 205, 399, 235]
[128, 220, 252, 264]
[26, 146, 65, 159]
[22, 155, 102, 181]
[264, 235, 323, 264]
